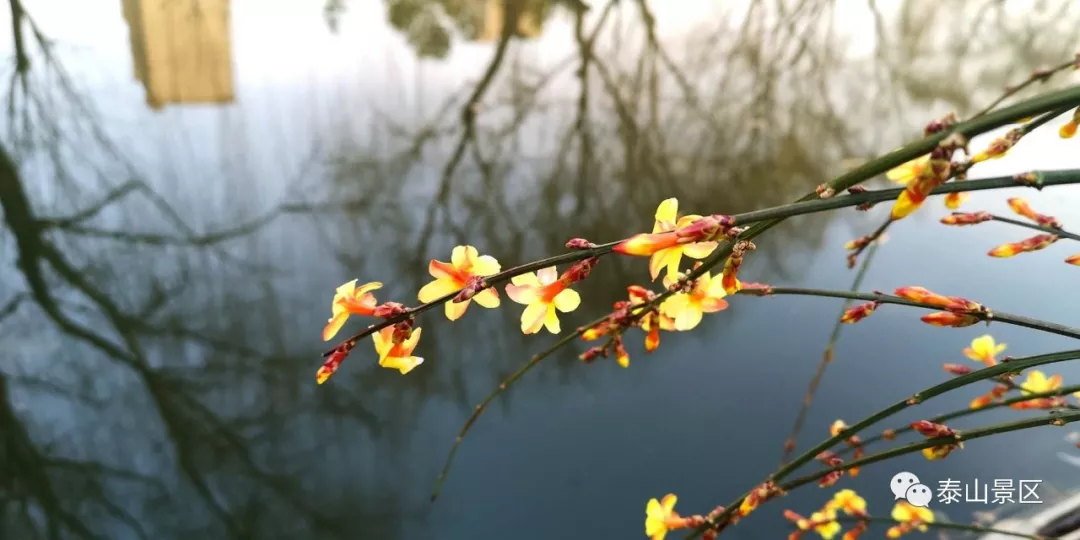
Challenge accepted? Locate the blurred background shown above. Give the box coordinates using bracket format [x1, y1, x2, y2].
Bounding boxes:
[2, 1, 1080, 538]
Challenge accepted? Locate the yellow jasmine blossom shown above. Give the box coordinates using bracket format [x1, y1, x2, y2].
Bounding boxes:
[809, 509, 841, 539]
[505, 267, 581, 334]
[417, 245, 501, 321]
[826, 489, 867, 516]
[963, 335, 1005, 366]
[372, 326, 424, 374]
[659, 271, 729, 331]
[889, 500, 934, 537]
[1020, 370, 1063, 394]
[644, 493, 684, 540]
[641, 199, 719, 282]
[885, 155, 930, 185]
[322, 280, 382, 341]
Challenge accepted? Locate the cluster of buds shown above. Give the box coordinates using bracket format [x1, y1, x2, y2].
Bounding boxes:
[373, 301, 408, 319]
[316, 341, 357, 384]
[816, 183, 836, 199]
[894, 286, 988, 328]
[843, 235, 874, 268]
[940, 210, 992, 226]
[911, 420, 963, 460]
[970, 383, 1011, 409]
[840, 301, 879, 324]
[564, 237, 596, 250]
[815, 451, 845, 487]
[734, 481, 786, 525]
[971, 127, 1024, 163]
[830, 419, 865, 476]
[580, 284, 663, 367]
[924, 112, 959, 137]
[453, 275, 488, 303]
[561, 257, 599, 284]
[942, 363, 973, 376]
[721, 241, 755, 294]
[391, 318, 415, 344]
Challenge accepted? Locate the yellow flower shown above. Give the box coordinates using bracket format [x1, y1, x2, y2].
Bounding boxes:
[1060, 120, 1077, 139]
[322, 280, 383, 341]
[944, 191, 969, 209]
[809, 509, 841, 539]
[659, 271, 730, 331]
[619, 198, 719, 282]
[417, 245, 501, 321]
[827, 489, 867, 517]
[372, 326, 424, 374]
[962, 335, 1005, 366]
[644, 494, 684, 540]
[505, 267, 581, 334]
[885, 155, 930, 185]
[1020, 370, 1063, 394]
[891, 500, 933, 530]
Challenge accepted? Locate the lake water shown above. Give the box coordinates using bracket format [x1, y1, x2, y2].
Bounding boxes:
[3, 1, 1080, 539]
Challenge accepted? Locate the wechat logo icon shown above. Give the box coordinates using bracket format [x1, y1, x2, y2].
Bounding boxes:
[891, 472, 933, 507]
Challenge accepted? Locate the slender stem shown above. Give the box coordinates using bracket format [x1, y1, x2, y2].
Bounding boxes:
[323, 169, 1080, 358]
[838, 383, 1080, 457]
[430, 312, 610, 501]
[778, 241, 879, 465]
[972, 59, 1080, 118]
[833, 516, 1048, 540]
[736, 286, 1080, 340]
[685, 349, 1080, 538]
[989, 214, 1080, 241]
[780, 409, 1080, 492]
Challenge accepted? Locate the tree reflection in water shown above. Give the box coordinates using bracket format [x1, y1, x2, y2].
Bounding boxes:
[2, 0, 1079, 538]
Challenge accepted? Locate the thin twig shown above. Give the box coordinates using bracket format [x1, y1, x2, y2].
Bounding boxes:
[988, 214, 1080, 241]
[777, 241, 880, 466]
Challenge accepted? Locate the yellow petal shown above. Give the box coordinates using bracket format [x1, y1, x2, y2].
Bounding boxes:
[660, 294, 689, 320]
[661, 494, 677, 512]
[649, 248, 682, 282]
[505, 284, 539, 305]
[403, 327, 423, 351]
[380, 355, 424, 375]
[322, 312, 349, 341]
[674, 305, 703, 331]
[335, 279, 358, 297]
[543, 304, 561, 334]
[653, 198, 679, 232]
[354, 281, 384, 296]
[473, 288, 500, 308]
[682, 241, 718, 259]
[452, 245, 478, 270]
[553, 289, 581, 312]
[472, 255, 501, 276]
[444, 298, 470, 321]
[537, 266, 558, 285]
[521, 302, 547, 334]
[511, 272, 541, 287]
[418, 278, 461, 303]
[372, 328, 392, 358]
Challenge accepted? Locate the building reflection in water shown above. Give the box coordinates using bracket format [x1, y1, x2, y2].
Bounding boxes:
[121, 0, 235, 110]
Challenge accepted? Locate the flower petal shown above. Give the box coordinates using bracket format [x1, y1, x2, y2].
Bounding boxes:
[380, 355, 424, 375]
[473, 288, 500, 308]
[537, 266, 558, 285]
[322, 313, 349, 341]
[429, 259, 457, 280]
[661, 494, 677, 512]
[372, 327, 393, 358]
[520, 302, 547, 334]
[354, 281, 384, 296]
[511, 272, 541, 287]
[452, 245, 478, 270]
[674, 305, 703, 331]
[682, 241, 718, 259]
[660, 294, 689, 320]
[444, 298, 470, 321]
[543, 304, 561, 334]
[472, 255, 501, 276]
[335, 279, 358, 297]
[505, 284, 539, 305]
[653, 198, 679, 232]
[699, 297, 729, 313]
[649, 248, 682, 281]
[553, 289, 581, 312]
[418, 278, 460, 303]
